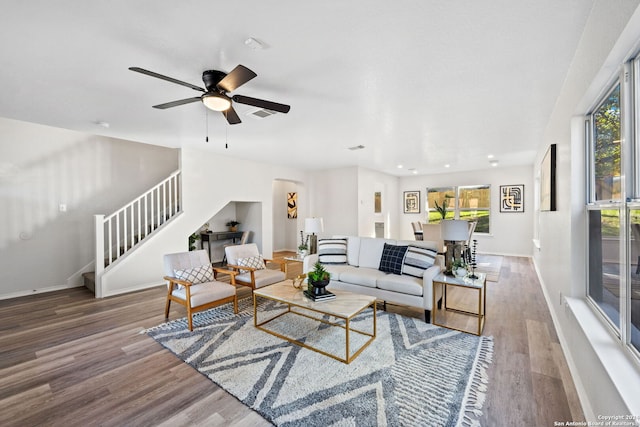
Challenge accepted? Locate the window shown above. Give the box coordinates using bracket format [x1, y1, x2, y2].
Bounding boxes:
[427, 185, 491, 233]
[586, 67, 639, 358]
[426, 187, 455, 223]
[458, 185, 490, 233]
[592, 84, 621, 202]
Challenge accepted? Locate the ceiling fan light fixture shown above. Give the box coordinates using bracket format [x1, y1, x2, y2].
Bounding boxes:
[202, 92, 231, 111]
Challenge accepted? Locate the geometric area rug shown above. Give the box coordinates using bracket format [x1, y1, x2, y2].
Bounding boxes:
[146, 298, 493, 427]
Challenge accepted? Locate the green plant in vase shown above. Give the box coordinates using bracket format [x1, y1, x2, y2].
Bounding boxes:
[307, 262, 330, 295]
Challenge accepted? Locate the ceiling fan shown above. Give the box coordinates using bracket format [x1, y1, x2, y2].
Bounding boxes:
[129, 65, 290, 125]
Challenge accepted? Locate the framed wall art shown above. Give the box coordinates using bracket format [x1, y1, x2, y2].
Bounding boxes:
[374, 191, 382, 213]
[500, 185, 524, 212]
[287, 192, 297, 218]
[403, 191, 420, 214]
[540, 144, 557, 211]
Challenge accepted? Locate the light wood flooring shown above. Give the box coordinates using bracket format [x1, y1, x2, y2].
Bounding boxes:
[0, 254, 584, 426]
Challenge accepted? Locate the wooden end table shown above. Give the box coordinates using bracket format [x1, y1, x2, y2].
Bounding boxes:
[432, 272, 486, 335]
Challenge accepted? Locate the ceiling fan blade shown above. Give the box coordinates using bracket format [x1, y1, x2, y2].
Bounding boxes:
[129, 67, 205, 92]
[223, 107, 241, 125]
[153, 97, 201, 109]
[232, 94, 291, 114]
[217, 65, 257, 93]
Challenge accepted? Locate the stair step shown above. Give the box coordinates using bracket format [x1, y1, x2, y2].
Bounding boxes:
[82, 271, 95, 293]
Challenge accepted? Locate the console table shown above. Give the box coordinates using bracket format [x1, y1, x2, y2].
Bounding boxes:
[200, 231, 244, 262]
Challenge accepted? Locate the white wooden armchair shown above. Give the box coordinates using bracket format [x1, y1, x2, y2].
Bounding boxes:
[220, 243, 286, 291]
[163, 250, 238, 331]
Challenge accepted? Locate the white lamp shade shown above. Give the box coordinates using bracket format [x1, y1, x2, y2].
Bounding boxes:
[441, 220, 468, 241]
[305, 217, 324, 234]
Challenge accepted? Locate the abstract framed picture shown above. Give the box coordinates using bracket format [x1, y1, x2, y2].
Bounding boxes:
[540, 144, 557, 211]
[500, 185, 525, 213]
[287, 192, 297, 218]
[403, 191, 420, 214]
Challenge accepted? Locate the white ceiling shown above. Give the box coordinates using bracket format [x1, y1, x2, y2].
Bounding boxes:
[0, 0, 594, 176]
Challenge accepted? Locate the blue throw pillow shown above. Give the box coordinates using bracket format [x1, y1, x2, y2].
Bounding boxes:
[379, 243, 408, 275]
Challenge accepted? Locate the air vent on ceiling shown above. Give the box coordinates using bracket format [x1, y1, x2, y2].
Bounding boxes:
[247, 108, 277, 119]
[348, 145, 366, 151]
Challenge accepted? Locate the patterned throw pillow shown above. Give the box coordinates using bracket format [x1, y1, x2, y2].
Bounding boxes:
[173, 264, 214, 288]
[236, 255, 266, 274]
[402, 245, 437, 278]
[318, 238, 348, 264]
[378, 243, 408, 275]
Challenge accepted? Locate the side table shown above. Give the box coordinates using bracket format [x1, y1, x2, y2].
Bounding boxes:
[432, 272, 486, 335]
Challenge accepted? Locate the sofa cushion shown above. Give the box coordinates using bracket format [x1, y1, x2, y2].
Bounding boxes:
[402, 245, 437, 278]
[378, 243, 408, 275]
[377, 273, 424, 296]
[339, 267, 387, 288]
[317, 238, 348, 264]
[333, 235, 361, 266]
[323, 264, 356, 281]
[359, 237, 397, 269]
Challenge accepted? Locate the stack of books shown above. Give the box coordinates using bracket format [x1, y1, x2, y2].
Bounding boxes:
[303, 290, 336, 302]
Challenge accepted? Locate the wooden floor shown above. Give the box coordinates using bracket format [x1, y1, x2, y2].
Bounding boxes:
[0, 255, 584, 426]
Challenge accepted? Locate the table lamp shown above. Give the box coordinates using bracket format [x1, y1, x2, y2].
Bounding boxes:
[305, 217, 324, 254]
[441, 219, 468, 275]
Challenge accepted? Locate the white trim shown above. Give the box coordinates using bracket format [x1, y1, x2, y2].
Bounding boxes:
[0, 283, 84, 301]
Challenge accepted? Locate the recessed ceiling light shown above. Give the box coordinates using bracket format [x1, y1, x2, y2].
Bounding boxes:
[95, 121, 110, 128]
[490, 160, 499, 167]
[487, 154, 494, 159]
[412, 170, 418, 174]
[397, 164, 403, 169]
[444, 164, 450, 168]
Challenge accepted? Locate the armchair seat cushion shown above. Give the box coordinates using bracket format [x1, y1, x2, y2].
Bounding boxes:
[236, 269, 285, 289]
[171, 281, 236, 307]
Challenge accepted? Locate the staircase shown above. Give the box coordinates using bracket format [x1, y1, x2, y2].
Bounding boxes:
[84, 170, 182, 296]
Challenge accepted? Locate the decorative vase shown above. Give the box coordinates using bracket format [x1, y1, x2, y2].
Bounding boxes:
[298, 249, 308, 258]
[309, 278, 330, 296]
[454, 267, 467, 278]
[229, 226, 237, 232]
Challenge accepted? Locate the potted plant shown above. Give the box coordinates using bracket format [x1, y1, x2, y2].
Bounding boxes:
[188, 232, 200, 251]
[298, 231, 309, 257]
[307, 262, 330, 295]
[226, 220, 240, 232]
[452, 258, 468, 278]
[434, 195, 453, 220]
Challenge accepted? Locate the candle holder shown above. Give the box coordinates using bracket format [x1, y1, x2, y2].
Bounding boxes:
[468, 239, 479, 279]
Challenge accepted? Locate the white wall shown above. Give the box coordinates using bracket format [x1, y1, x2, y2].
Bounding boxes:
[308, 167, 359, 238]
[100, 147, 307, 295]
[0, 117, 178, 298]
[533, 0, 640, 420]
[357, 167, 400, 238]
[272, 180, 301, 252]
[400, 165, 534, 256]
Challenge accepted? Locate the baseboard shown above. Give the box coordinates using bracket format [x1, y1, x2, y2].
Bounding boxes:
[0, 283, 85, 301]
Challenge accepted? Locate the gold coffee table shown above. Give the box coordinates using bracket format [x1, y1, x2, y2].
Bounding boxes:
[253, 281, 377, 364]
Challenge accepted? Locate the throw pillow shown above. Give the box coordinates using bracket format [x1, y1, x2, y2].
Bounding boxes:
[236, 255, 266, 274]
[402, 245, 437, 278]
[379, 243, 408, 275]
[173, 264, 214, 289]
[317, 238, 348, 264]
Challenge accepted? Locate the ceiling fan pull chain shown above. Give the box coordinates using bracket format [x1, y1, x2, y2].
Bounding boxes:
[225, 122, 228, 149]
[205, 108, 209, 143]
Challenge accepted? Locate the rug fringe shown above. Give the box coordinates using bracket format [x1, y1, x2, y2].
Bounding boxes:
[457, 336, 494, 427]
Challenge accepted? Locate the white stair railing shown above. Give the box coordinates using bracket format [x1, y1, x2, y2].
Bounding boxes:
[93, 170, 181, 297]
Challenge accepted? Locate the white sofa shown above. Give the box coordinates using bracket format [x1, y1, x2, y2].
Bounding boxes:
[303, 236, 443, 321]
